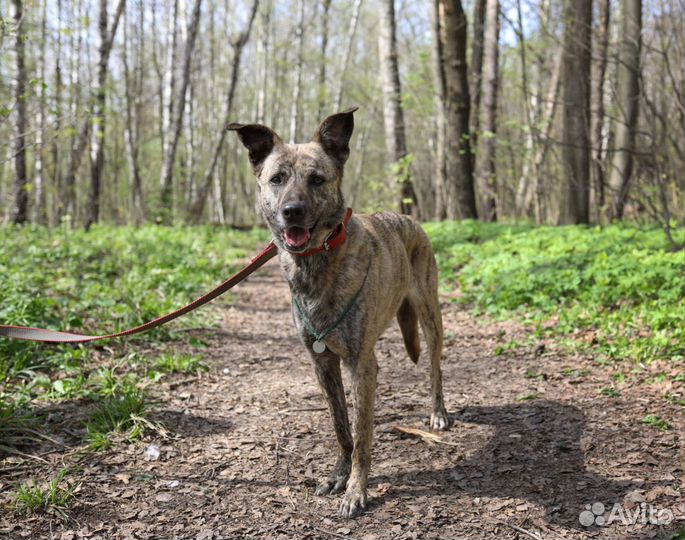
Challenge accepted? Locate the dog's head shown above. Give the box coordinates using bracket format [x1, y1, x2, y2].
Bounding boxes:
[227, 107, 357, 254]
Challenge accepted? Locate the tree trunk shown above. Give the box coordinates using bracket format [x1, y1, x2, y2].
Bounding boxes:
[437, 0, 478, 219]
[608, 0, 641, 219]
[256, 0, 271, 124]
[159, 0, 203, 225]
[161, 0, 180, 168]
[470, 0, 486, 139]
[289, 0, 305, 143]
[189, 0, 258, 222]
[430, 0, 447, 219]
[34, 0, 48, 225]
[515, 45, 563, 218]
[477, 0, 500, 221]
[334, 0, 363, 111]
[318, 0, 332, 119]
[63, 0, 124, 228]
[378, 0, 418, 217]
[559, 0, 592, 225]
[85, 0, 112, 230]
[10, 0, 28, 224]
[590, 0, 610, 218]
[51, 0, 63, 226]
[123, 0, 145, 225]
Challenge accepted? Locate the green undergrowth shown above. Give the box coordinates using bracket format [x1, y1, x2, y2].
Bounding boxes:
[424, 220, 684, 364]
[0, 224, 268, 457]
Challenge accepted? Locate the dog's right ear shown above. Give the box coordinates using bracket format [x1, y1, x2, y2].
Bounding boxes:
[226, 123, 282, 171]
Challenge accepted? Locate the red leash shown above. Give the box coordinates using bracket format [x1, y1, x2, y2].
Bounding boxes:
[0, 209, 354, 344]
[0, 242, 278, 343]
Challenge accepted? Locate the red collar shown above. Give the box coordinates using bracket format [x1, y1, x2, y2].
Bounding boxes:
[294, 208, 353, 257]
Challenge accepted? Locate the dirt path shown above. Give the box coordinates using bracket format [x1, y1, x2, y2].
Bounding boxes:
[2, 259, 683, 539]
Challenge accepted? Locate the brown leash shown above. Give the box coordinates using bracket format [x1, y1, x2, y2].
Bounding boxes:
[0, 242, 278, 343]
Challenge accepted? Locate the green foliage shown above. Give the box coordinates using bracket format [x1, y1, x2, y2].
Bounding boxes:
[425, 221, 684, 364]
[642, 414, 671, 432]
[14, 468, 77, 518]
[86, 388, 148, 449]
[0, 224, 268, 383]
[0, 224, 267, 455]
[151, 352, 208, 376]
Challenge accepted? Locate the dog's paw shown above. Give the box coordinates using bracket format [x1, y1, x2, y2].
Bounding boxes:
[315, 475, 347, 496]
[339, 486, 367, 519]
[430, 405, 450, 431]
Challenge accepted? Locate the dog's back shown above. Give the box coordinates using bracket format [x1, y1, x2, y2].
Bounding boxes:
[356, 212, 442, 367]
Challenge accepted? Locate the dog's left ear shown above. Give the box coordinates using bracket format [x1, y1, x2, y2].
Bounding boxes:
[313, 107, 359, 167]
[226, 123, 282, 171]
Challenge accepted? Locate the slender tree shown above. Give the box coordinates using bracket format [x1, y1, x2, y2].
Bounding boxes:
[378, 0, 418, 217]
[430, 0, 447, 219]
[190, 0, 259, 221]
[159, 0, 203, 224]
[289, 0, 305, 143]
[122, 0, 145, 224]
[477, 0, 500, 221]
[34, 0, 48, 225]
[590, 0, 611, 217]
[559, 0, 592, 224]
[334, 0, 363, 111]
[608, 0, 642, 219]
[10, 0, 28, 224]
[318, 0, 332, 119]
[470, 0, 486, 139]
[51, 0, 63, 225]
[62, 0, 124, 227]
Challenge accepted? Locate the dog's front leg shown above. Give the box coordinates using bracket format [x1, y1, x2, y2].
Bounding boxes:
[312, 350, 353, 496]
[340, 351, 378, 519]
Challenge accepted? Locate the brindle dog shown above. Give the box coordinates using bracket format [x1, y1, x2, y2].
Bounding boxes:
[227, 108, 449, 518]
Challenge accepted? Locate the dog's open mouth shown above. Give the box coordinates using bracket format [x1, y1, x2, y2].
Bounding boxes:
[283, 226, 312, 250]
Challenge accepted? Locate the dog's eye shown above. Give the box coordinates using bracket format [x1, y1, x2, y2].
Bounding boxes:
[269, 173, 285, 186]
[310, 174, 326, 186]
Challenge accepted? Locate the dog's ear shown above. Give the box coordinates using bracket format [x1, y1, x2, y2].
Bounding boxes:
[226, 123, 282, 171]
[312, 107, 358, 166]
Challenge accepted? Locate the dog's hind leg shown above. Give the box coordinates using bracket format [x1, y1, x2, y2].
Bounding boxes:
[409, 243, 449, 430]
[312, 350, 353, 496]
[397, 298, 420, 364]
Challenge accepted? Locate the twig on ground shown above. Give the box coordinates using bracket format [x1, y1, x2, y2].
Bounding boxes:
[390, 425, 459, 447]
[498, 521, 543, 540]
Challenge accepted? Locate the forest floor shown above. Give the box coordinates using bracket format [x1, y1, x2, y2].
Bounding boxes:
[1, 259, 683, 540]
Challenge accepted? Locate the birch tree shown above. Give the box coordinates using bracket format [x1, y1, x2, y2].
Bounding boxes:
[378, 0, 418, 217]
[159, 0, 203, 224]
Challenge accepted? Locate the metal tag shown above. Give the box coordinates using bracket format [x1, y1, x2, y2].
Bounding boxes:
[312, 340, 326, 354]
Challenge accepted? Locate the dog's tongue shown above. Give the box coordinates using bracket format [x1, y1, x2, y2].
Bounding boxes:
[283, 226, 311, 248]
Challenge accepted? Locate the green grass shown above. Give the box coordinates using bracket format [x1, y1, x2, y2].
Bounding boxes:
[152, 352, 208, 375]
[14, 468, 77, 518]
[1, 224, 267, 456]
[86, 388, 148, 450]
[642, 414, 672, 432]
[425, 221, 685, 364]
[0, 223, 268, 383]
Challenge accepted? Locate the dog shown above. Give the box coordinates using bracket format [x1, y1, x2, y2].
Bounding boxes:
[227, 107, 448, 518]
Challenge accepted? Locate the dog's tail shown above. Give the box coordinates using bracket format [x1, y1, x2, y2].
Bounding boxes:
[397, 298, 420, 364]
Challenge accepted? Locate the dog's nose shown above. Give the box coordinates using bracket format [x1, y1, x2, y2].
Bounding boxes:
[282, 202, 306, 221]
